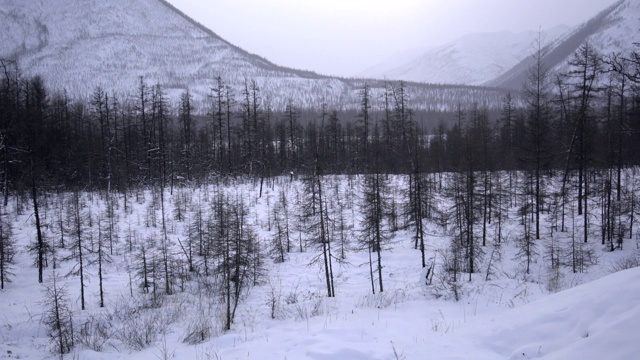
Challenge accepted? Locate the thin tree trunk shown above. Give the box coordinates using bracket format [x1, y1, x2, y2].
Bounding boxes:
[32, 172, 45, 284]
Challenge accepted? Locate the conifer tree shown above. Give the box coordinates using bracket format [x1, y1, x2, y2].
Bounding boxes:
[0, 201, 14, 289]
[41, 271, 74, 355]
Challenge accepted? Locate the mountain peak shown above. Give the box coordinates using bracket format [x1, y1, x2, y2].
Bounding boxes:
[488, 0, 636, 88]
[360, 0, 636, 88]
[360, 26, 569, 86]
[0, 0, 512, 111]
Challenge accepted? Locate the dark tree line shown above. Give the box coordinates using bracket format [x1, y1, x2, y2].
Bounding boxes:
[2, 54, 638, 200]
[1, 43, 640, 286]
[15, 45, 640, 260]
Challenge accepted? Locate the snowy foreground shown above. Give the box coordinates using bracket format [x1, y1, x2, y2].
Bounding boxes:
[1, 176, 639, 359]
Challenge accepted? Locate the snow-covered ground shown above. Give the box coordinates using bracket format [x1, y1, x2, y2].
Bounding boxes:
[1, 175, 639, 359]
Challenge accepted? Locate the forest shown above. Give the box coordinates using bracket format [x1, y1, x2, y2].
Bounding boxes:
[0, 42, 639, 357]
[1, 44, 639, 192]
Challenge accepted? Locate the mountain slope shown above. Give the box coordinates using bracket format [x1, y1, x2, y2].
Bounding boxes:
[488, 0, 638, 89]
[361, 26, 569, 86]
[0, 0, 508, 110]
[0, 0, 338, 105]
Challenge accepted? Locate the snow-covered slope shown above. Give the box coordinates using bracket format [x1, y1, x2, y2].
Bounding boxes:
[488, 0, 639, 89]
[362, 26, 569, 86]
[484, 267, 640, 359]
[0, 0, 509, 110]
[0, 0, 343, 108]
[364, 0, 638, 89]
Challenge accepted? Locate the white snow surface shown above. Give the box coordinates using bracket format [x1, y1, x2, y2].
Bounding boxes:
[1, 176, 639, 359]
[483, 267, 640, 359]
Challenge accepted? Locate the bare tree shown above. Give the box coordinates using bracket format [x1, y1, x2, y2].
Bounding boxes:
[303, 161, 335, 297]
[0, 200, 14, 289]
[41, 271, 75, 356]
[65, 191, 88, 310]
[520, 32, 553, 240]
[213, 189, 265, 330]
[566, 43, 602, 238]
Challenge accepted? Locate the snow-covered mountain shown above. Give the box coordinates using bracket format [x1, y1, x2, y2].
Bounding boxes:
[364, 0, 638, 89]
[0, 0, 507, 111]
[362, 26, 569, 86]
[0, 0, 339, 108]
[488, 0, 639, 89]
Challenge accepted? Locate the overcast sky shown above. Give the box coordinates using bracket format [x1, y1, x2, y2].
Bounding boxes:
[166, 0, 619, 77]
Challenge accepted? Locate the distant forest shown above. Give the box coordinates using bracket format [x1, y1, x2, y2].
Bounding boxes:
[0, 43, 639, 196]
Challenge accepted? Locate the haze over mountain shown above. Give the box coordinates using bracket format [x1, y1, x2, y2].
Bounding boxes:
[1, 0, 635, 110]
[361, 26, 570, 85]
[489, 0, 640, 89]
[0, 0, 507, 111]
[167, 0, 618, 78]
[363, 0, 638, 89]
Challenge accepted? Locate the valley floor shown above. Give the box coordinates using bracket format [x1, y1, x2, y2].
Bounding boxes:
[1, 175, 639, 359]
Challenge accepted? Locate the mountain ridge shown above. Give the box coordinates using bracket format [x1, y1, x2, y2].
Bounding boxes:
[156, 0, 326, 79]
[487, 0, 632, 89]
[0, 0, 509, 111]
[362, 0, 637, 89]
[362, 26, 569, 85]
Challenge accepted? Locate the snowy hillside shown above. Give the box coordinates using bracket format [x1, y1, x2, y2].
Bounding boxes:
[362, 26, 569, 86]
[363, 0, 639, 89]
[0, 0, 342, 108]
[483, 267, 640, 359]
[488, 0, 639, 89]
[0, 173, 638, 359]
[585, 0, 640, 57]
[0, 0, 508, 110]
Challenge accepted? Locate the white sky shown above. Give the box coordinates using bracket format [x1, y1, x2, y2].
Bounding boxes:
[166, 0, 619, 77]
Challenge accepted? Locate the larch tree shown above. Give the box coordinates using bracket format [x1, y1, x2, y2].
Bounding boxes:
[0, 199, 14, 289]
[179, 89, 194, 182]
[520, 32, 553, 240]
[66, 191, 88, 310]
[210, 76, 226, 174]
[358, 122, 391, 294]
[566, 43, 602, 243]
[23, 76, 49, 283]
[303, 159, 335, 297]
[41, 271, 74, 356]
[357, 84, 371, 167]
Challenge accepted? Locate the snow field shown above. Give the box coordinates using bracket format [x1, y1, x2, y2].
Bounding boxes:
[0, 174, 639, 359]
